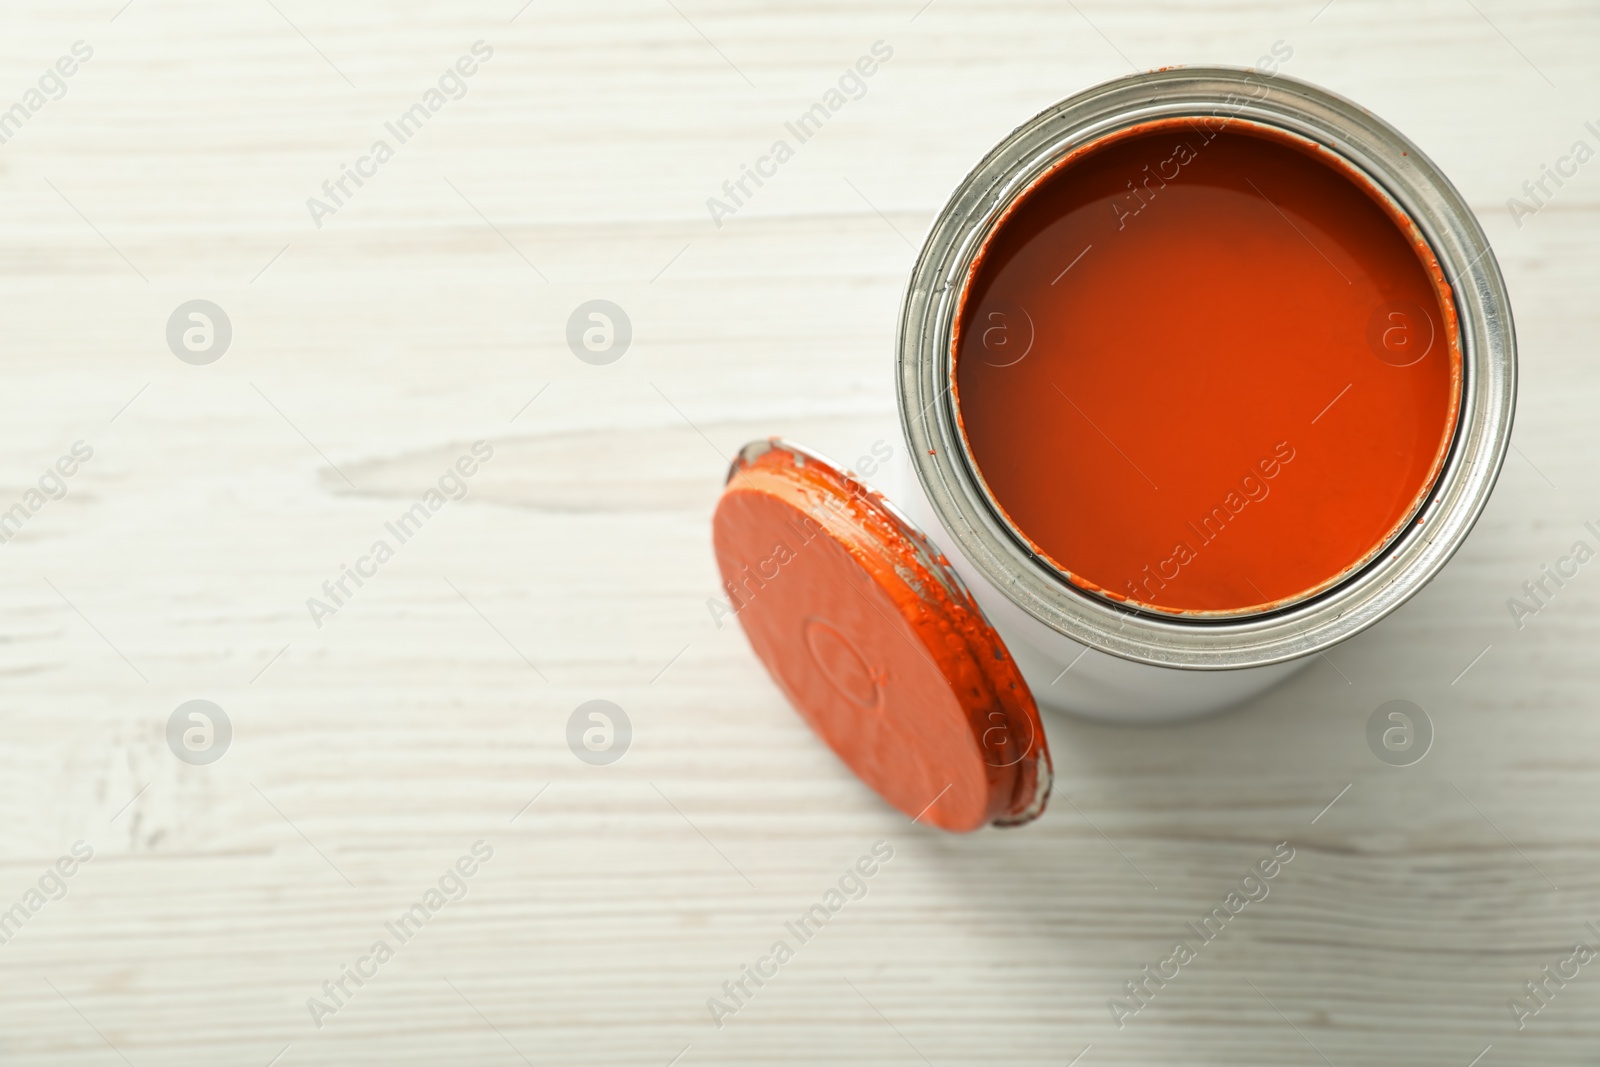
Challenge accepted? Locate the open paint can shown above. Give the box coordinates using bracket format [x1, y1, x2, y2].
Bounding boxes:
[712, 67, 1515, 832]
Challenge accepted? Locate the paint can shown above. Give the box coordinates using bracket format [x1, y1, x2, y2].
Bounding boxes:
[712, 67, 1515, 831]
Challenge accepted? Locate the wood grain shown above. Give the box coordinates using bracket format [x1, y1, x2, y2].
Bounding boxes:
[0, 0, 1596, 1063]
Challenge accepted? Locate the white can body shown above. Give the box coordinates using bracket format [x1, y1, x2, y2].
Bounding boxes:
[889, 460, 1307, 723]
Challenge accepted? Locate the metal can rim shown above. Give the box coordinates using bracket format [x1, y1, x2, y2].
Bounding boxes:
[896, 65, 1516, 670]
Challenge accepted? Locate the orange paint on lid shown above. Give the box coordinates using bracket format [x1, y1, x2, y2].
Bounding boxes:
[954, 120, 1462, 616]
[712, 440, 1051, 831]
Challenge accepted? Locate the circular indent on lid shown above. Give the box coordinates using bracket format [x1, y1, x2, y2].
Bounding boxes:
[803, 617, 884, 710]
[712, 439, 1052, 832]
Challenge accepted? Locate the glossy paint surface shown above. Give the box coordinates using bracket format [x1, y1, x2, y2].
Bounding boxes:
[954, 120, 1461, 615]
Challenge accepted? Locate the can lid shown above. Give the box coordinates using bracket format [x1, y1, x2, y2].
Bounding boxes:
[713, 438, 1052, 832]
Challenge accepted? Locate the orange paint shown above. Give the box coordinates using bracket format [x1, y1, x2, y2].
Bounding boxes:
[954, 119, 1462, 616]
[712, 442, 1050, 831]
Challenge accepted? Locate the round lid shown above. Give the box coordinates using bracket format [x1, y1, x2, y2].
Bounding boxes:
[712, 438, 1052, 832]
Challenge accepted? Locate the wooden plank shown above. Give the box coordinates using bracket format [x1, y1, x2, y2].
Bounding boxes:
[0, 0, 1594, 1063]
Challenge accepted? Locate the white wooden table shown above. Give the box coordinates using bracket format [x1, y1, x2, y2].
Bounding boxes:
[0, 1, 1595, 1063]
